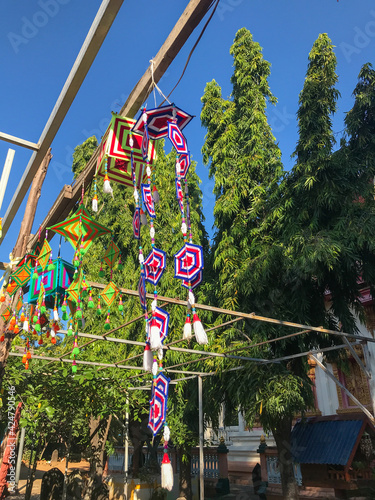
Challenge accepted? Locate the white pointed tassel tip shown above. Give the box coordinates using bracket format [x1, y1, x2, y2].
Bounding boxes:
[103, 176, 113, 197]
[53, 308, 59, 322]
[150, 320, 162, 350]
[161, 453, 174, 492]
[193, 313, 208, 345]
[92, 195, 98, 212]
[183, 315, 192, 340]
[143, 343, 153, 372]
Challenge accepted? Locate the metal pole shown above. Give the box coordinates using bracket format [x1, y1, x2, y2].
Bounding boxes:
[0, 149, 15, 213]
[310, 354, 375, 423]
[198, 375, 204, 500]
[362, 342, 375, 418]
[15, 426, 25, 491]
[124, 395, 129, 500]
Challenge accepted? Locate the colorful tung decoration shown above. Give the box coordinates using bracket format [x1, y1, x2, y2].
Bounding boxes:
[48, 201, 112, 372]
[94, 113, 157, 199]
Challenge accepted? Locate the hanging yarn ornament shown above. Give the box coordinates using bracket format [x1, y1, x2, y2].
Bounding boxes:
[72, 360, 78, 374]
[32, 263, 38, 280]
[46, 330, 50, 338]
[22, 354, 27, 364]
[118, 257, 123, 271]
[13, 324, 19, 335]
[92, 194, 98, 212]
[104, 311, 111, 331]
[96, 297, 102, 316]
[163, 424, 171, 443]
[150, 318, 162, 350]
[87, 290, 94, 309]
[118, 295, 124, 312]
[75, 300, 83, 320]
[152, 185, 160, 204]
[183, 314, 192, 340]
[34, 319, 41, 333]
[23, 316, 29, 332]
[103, 158, 113, 197]
[51, 336, 56, 345]
[193, 312, 208, 345]
[40, 299, 46, 315]
[61, 295, 68, 320]
[26, 351, 31, 360]
[25, 360, 29, 370]
[38, 336, 43, 345]
[161, 450, 174, 492]
[67, 323, 73, 336]
[20, 311, 25, 323]
[143, 342, 153, 372]
[53, 307, 59, 322]
[73, 250, 80, 268]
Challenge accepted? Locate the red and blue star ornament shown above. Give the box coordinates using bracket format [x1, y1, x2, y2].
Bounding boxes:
[174, 243, 204, 281]
[151, 307, 170, 344]
[141, 122, 150, 161]
[148, 372, 170, 436]
[143, 248, 166, 286]
[175, 178, 184, 214]
[182, 270, 203, 290]
[168, 121, 188, 155]
[132, 104, 194, 140]
[133, 207, 141, 240]
[138, 272, 147, 311]
[178, 153, 191, 179]
[141, 183, 156, 218]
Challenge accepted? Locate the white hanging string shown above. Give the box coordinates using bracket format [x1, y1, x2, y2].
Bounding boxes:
[149, 59, 172, 106]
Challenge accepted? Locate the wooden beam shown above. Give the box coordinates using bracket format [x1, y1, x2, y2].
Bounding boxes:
[23, 0, 215, 247]
[0, 132, 39, 152]
[0, 0, 125, 245]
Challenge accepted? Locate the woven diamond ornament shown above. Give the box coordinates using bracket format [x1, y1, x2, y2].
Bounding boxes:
[10, 260, 32, 288]
[6, 281, 18, 297]
[152, 307, 170, 344]
[182, 270, 203, 290]
[138, 272, 147, 311]
[1, 307, 12, 323]
[141, 184, 155, 218]
[101, 281, 120, 308]
[143, 248, 166, 286]
[178, 153, 191, 179]
[132, 104, 193, 140]
[103, 241, 120, 270]
[95, 114, 156, 189]
[66, 270, 83, 305]
[37, 240, 52, 271]
[48, 204, 111, 256]
[175, 178, 184, 214]
[133, 207, 141, 240]
[148, 372, 170, 436]
[174, 243, 204, 281]
[168, 122, 188, 155]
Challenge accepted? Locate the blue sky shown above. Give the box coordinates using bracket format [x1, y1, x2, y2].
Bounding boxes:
[0, 0, 374, 264]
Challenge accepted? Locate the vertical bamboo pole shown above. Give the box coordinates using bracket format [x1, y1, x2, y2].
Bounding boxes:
[0, 149, 15, 213]
[124, 395, 129, 500]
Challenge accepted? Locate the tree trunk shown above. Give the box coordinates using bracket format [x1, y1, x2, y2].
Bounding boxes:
[25, 436, 43, 500]
[0, 148, 52, 390]
[272, 416, 299, 500]
[83, 415, 112, 500]
[177, 447, 192, 500]
[0, 402, 22, 499]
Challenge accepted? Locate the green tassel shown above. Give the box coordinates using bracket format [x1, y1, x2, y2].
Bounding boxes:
[33, 315, 38, 324]
[118, 263, 124, 271]
[72, 365, 78, 373]
[82, 288, 88, 298]
[75, 309, 82, 320]
[32, 272, 38, 279]
[98, 269, 105, 278]
[104, 322, 111, 331]
[35, 324, 41, 333]
[47, 263, 55, 271]
[40, 306, 46, 315]
[78, 319, 83, 329]
[72, 347, 80, 356]
[70, 352, 75, 360]
[67, 328, 73, 336]
[62, 311, 69, 321]
[96, 308, 102, 316]
[118, 304, 124, 312]
[88, 300, 94, 309]
[61, 304, 67, 312]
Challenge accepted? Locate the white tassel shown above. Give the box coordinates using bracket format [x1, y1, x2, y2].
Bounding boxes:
[183, 315, 192, 340]
[103, 178, 113, 197]
[158, 347, 164, 360]
[163, 425, 170, 443]
[193, 313, 208, 345]
[51, 331, 56, 338]
[152, 359, 158, 376]
[143, 343, 153, 372]
[175, 160, 181, 175]
[161, 453, 174, 492]
[139, 253, 144, 265]
[53, 308, 59, 322]
[23, 320, 29, 332]
[188, 291, 195, 307]
[150, 320, 162, 350]
[146, 166, 152, 177]
[92, 196, 98, 212]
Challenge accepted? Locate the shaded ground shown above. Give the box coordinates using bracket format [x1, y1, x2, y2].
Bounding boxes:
[8, 459, 90, 499]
